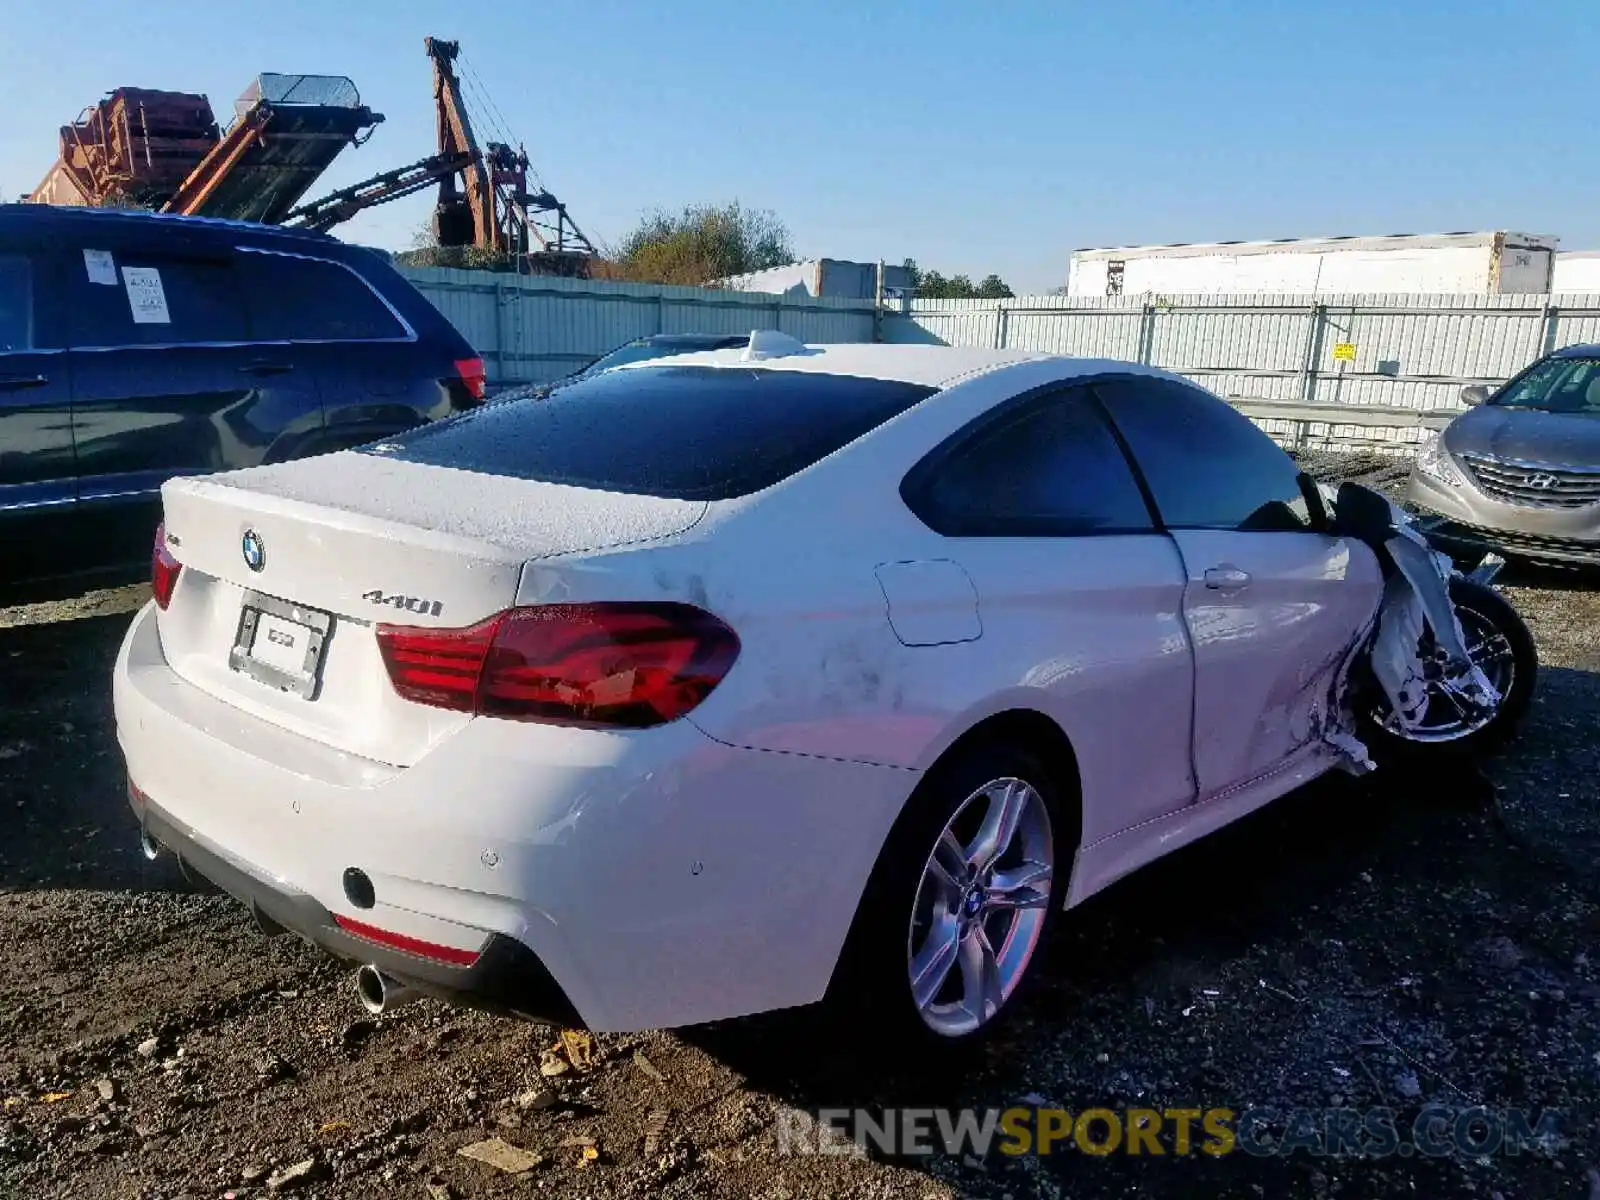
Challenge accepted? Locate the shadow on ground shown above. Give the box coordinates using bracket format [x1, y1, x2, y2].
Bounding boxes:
[0, 613, 190, 894]
[684, 675, 1600, 1196]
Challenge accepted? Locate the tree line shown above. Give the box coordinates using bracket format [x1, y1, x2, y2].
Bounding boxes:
[399, 201, 1013, 298]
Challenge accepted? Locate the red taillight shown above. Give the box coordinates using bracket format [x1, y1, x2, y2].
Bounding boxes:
[333, 914, 481, 967]
[375, 602, 740, 728]
[151, 522, 182, 610]
[453, 356, 487, 401]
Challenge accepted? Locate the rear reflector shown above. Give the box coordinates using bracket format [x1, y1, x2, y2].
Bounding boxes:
[333, 914, 481, 967]
[376, 602, 740, 728]
[151, 522, 182, 610]
[453, 357, 487, 401]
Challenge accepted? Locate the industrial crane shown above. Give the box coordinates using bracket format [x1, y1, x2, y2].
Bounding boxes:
[283, 37, 597, 276]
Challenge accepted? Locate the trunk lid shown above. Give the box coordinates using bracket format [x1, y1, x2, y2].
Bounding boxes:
[155, 452, 707, 766]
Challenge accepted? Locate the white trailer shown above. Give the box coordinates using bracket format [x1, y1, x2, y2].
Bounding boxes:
[1067, 232, 1559, 298]
[1553, 252, 1600, 294]
[714, 259, 913, 301]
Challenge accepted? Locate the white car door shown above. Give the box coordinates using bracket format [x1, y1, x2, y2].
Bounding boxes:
[1093, 375, 1384, 798]
[894, 383, 1199, 842]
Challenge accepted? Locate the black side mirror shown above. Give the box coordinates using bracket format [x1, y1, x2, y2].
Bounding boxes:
[1460, 384, 1491, 407]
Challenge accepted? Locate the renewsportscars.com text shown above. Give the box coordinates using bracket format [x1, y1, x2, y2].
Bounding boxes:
[777, 1104, 1563, 1160]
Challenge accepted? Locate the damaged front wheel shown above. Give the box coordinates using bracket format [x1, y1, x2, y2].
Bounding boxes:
[1361, 578, 1537, 759]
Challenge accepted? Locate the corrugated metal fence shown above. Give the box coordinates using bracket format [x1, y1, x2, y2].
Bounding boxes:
[396, 269, 1600, 453]
[398, 266, 878, 385]
[885, 292, 1600, 449]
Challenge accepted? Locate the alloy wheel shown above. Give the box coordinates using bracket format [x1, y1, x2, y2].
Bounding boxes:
[906, 777, 1054, 1038]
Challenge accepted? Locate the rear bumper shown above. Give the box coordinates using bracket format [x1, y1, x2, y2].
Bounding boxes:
[113, 601, 914, 1032]
[131, 785, 580, 1025]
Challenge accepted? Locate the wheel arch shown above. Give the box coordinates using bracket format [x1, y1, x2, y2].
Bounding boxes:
[821, 704, 1085, 1019]
[922, 708, 1085, 857]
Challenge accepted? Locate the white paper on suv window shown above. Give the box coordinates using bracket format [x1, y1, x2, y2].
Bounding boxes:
[121, 266, 171, 324]
[83, 249, 118, 286]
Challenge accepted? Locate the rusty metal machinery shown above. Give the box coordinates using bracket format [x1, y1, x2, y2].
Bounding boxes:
[30, 89, 220, 209]
[161, 75, 383, 224]
[423, 37, 597, 271]
[26, 38, 596, 276]
[27, 76, 381, 224]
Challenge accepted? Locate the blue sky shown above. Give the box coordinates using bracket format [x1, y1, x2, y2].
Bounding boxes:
[2, 0, 1595, 294]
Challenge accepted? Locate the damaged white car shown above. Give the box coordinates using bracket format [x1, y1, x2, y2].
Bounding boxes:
[113, 336, 1536, 1050]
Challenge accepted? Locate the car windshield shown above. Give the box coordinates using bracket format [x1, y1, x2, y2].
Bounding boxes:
[1492, 356, 1600, 414]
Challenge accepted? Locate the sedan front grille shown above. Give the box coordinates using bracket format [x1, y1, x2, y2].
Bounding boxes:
[1459, 454, 1600, 509]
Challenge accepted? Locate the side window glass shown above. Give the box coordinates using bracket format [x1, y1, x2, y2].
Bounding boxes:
[63, 252, 249, 348]
[0, 256, 31, 352]
[1095, 376, 1313, 532]
[235, 252, 405, 341]
[907, 386, 1155, 536]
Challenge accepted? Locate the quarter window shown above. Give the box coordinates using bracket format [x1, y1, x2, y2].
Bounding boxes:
[1094, 376, 1315, 531]
[904, 386, 1155, 536]
[235, 252, 405, 341]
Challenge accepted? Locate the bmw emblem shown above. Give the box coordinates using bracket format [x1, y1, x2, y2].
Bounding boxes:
[241, 529, 266, 573]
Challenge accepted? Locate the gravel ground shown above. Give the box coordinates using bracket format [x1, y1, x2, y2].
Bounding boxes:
[2, 453, 1598, 1199]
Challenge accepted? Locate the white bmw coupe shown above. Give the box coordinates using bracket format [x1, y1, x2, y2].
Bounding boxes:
[113, 334, 1534, 1049]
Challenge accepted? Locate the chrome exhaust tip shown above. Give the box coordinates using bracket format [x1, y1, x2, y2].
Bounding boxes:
[139, 828, 162, 862]
[355, 964, 418, 1015]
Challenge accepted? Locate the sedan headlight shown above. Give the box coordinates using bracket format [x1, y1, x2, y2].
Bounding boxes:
[1415, 434, 1466, 487]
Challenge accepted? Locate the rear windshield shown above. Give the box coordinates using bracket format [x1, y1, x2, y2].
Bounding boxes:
[580, 338, 738, 377]
[1493, 356, 1600, 414]
[362, 364, 936, 500]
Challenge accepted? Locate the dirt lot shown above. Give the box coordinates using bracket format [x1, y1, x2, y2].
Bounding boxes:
[2, 453, 1598, 1199]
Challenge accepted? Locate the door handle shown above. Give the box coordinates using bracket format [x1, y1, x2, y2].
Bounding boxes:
[1203, 565, 1251, 590]
[239, 361, 294, 376]
[0, 374, 48, 391]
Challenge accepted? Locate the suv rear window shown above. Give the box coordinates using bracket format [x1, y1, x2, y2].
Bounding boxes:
[363, 365, 936, 500]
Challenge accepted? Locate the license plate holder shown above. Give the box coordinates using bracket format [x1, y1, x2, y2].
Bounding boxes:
[229, 591, 333, 701]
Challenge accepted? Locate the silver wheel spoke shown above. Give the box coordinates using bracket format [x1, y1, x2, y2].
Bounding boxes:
[910, 915, 962, 1011]
[966, 780, 1025, 873]
[927, 831, 968, 904]
[986, 860, 1052, 911]
[957, 925, 1002, 1021]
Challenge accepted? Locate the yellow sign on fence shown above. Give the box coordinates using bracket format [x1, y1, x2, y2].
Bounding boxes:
[1332, 342, 1357, 362]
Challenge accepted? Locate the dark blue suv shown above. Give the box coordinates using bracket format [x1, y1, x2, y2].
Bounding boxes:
[0, 205, 484, 599]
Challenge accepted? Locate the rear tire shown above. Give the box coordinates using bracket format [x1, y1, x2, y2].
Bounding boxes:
[828, 740, 1072, 1056]
[1357, 577, 1537, 763]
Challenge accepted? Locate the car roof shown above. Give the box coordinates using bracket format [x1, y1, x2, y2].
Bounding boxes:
[0, 202, 337, 249]
[1552, 343, 1600, 359]
[622, 342, 1079, 388]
